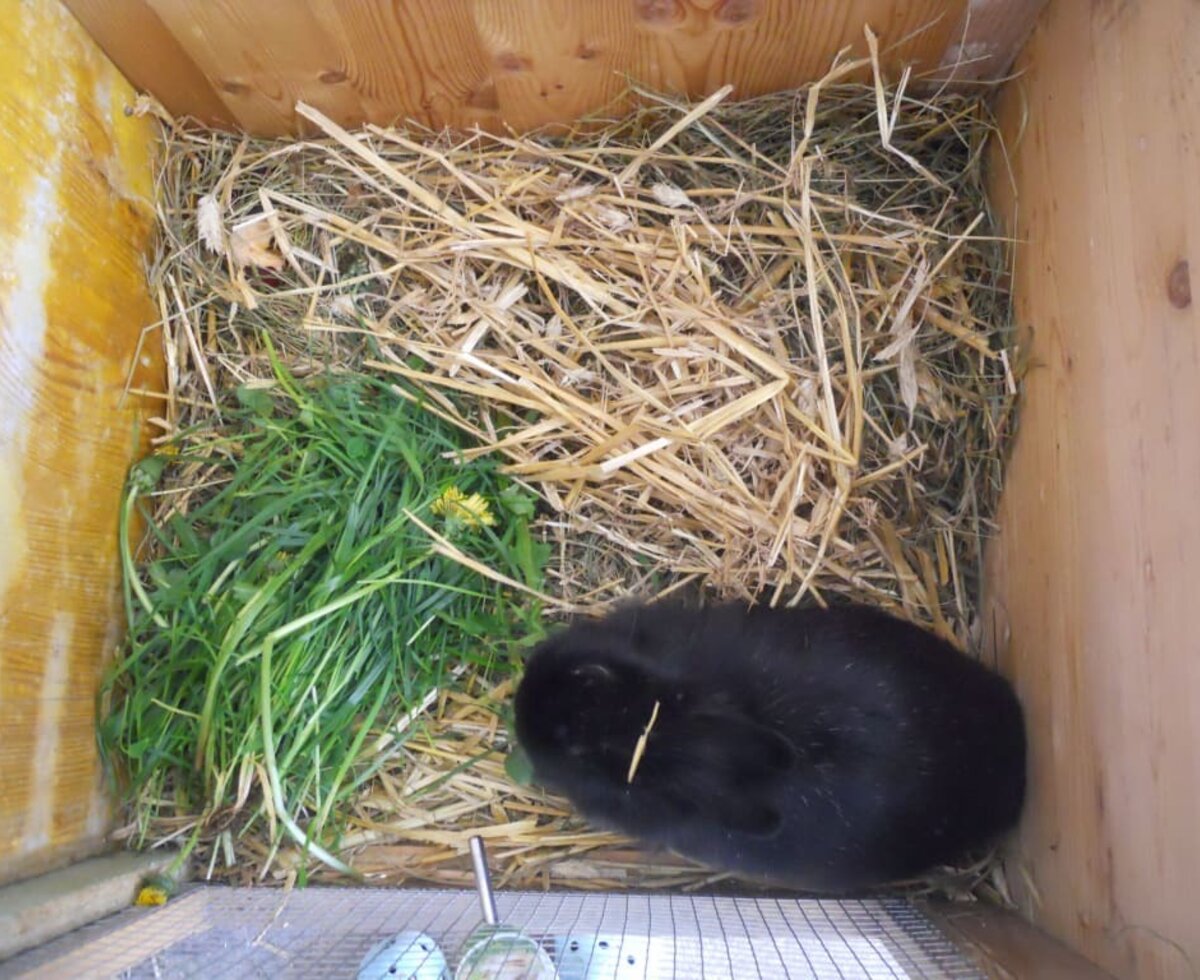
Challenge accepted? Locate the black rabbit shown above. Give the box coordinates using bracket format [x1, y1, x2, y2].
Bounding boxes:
[513, 600, 1026, 892]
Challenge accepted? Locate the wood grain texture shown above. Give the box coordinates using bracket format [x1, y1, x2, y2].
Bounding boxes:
[935, 0, 1049, 82]
[924, 903, 1118, 980]
[56, 0, 1049, 137]
[471, 0, 969, 132]
[984, 1, 1200, 977]
[0, 0, 161, 884]
[143, 0, 363, 134]
[63, 0, 235, 127]
[301, 1, 498, 132]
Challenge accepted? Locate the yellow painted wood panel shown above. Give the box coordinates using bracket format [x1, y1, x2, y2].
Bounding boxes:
[0, 0, 161, 884]
[985, 1, 1200, 977]
[57, 0, 1024, 137]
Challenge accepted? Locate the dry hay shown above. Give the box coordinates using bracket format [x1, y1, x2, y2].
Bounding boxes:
[129, 42, 1019, 900]
[137, 676, 723, 893]
[143, 675, 1002, 902]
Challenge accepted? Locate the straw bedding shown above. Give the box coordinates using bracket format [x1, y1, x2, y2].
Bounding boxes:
[120, 45, 1019, 902]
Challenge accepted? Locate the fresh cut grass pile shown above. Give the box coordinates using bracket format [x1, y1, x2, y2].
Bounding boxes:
[105, 352, 547, 881]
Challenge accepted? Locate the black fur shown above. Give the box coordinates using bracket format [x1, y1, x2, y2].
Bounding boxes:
[513, 600, 1026, 892]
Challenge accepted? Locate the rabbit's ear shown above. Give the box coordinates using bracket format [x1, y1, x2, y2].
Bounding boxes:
[634, 702, 794, 822]
[657, 735, 785, 839]
[686, 708, 796, 773]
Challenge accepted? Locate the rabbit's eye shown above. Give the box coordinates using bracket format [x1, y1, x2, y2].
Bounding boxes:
[571, 663, 616, 685]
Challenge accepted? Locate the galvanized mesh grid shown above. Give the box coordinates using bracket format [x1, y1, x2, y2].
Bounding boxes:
[2, 886, 981, 980]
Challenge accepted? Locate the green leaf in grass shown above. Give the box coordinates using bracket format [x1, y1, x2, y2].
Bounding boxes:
[504, 744, 535, 787]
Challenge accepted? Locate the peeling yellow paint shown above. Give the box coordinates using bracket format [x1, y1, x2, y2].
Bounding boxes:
[0, 0, 163, 881]
[21, 612, 73, 854]
[0, 454, 26, 598]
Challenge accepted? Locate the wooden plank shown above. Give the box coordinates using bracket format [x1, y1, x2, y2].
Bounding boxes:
[0, 851, 180, 961]
[615, 0, 965, 96]
[301, 0, 500, 132]
[62, 0, 234, 127]
[924, 903, 1117, 980]
[471, 0, 969, 133]
[469, 0, 640, 133]
[984, 1, 1200, 978]
[7, 888, 208, 979]
[142, 0, 367, 134]
[61, 0, 991, 136]
[935, 0, 1049, 82]
[0, 0, 162, 883]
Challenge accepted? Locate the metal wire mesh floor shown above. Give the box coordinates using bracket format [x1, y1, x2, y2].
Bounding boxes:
[2, 886, 981, 980]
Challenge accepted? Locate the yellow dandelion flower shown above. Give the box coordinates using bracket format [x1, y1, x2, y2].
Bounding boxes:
[134, 873, 178, 906]
[431, 485, 496, 529]
[135, 884, 169, 906]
